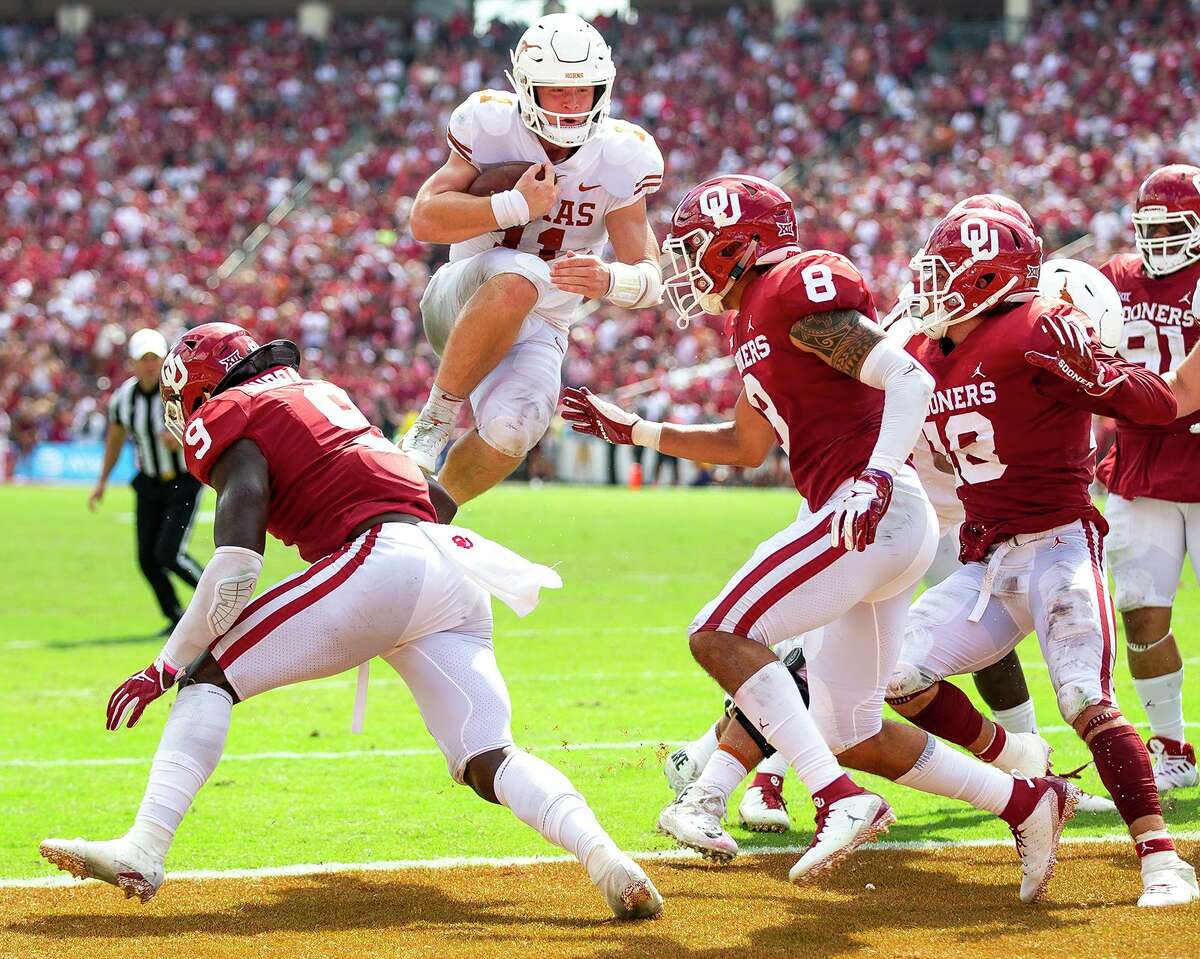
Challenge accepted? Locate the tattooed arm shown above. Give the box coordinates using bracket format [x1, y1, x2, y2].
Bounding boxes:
[791, 308, 934, 478]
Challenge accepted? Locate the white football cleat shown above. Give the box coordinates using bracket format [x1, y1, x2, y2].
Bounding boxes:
[1139, 860, 1200, 908]
[1148, 737, 1200, 793]
[738, 776, 790, 833]
[1073, 790, 1117, 814]
[590, 850, 664, 919]
[1008, 777, 1079, 904]
[39, 836, 164, 902]
[656, 784, 738, 862]
[991, 731, 1052, 778]
[663, 745, 702, 798]
[400, 415, 451, 475]
[788, 792, 894, 883]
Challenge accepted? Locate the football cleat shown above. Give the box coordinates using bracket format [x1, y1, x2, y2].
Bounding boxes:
[991, 730, 1052, 778]
[590, 850, 664, 920]
[1147, 736, 1199, 792]
[738, 775, 790, 833]
[663, 745, 702, 798]
[788, 792, 895, 883]
[1139, 859, 1200, 908]
[1007, 777, 1079, 904]
[39, 836, 164, 903]
[1073, 790, 1118, 814]
[656, 784, 738, 862]
[400, 415, 451, 475]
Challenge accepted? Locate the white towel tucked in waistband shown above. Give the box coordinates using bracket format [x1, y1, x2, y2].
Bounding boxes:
[418, 521, 562, 616]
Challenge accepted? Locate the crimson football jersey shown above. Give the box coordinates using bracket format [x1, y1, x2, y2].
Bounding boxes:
[1098, 254, 1200, 502]
[909, 295, 1176, 561]
[181, 366, 437, 561]
[729, 250, 882, 509]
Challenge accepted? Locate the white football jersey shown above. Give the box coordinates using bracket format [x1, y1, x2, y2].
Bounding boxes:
[445, 89, 663, 263]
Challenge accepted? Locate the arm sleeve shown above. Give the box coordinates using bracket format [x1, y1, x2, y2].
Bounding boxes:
[776, 252, 878, 326]
[857, 337, 936, 476]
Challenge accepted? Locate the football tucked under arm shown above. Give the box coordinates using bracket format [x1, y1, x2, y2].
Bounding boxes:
[465, 162, 540, 197]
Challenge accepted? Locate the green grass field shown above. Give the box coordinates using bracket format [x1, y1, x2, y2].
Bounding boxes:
[4, 482, 1199, 882]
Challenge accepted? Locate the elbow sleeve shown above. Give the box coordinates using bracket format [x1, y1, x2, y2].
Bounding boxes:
[858, 338, 934, 477]
[159, 546, 264, 671]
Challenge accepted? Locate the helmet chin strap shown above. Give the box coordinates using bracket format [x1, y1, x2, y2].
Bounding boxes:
[703, 238, 760, 314]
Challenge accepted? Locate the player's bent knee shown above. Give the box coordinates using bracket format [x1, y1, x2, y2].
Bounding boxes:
[885, 663, 935, 705]
[477, 410, 548, 459]
[463, 745, 515, 805]
[178, 651, 240, 703]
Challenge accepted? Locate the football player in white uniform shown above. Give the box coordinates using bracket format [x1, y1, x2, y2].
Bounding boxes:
[402, 14, 664, 504]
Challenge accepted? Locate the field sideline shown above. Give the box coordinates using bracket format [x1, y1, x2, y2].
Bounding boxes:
[3, 482, 1199, 956]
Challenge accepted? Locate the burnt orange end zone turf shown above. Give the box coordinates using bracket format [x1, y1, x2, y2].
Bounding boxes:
[2, 842, 1197, 959]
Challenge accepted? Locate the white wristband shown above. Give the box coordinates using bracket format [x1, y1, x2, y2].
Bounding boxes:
[605, 259, 663, 309]
[490, 189, 530, 230]
[631, 419, 664, 451]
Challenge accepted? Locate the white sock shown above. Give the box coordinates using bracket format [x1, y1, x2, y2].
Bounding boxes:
[693, 748, 748, 804]
[492, 749, 621, 884]
[420, 388, 465, 427]
[688, 722, 721, 768]
[1133, 669, 1186, 743]
[733, 661, 843, 793]
[992, 699, 1038, 735]
[126, 684, 233, 860]
[757, 751, 790, 779]
[895, 734, 1014, 816]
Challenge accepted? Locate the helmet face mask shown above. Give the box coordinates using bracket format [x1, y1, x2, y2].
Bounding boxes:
[507, 14, 615, 150]
[662, 228, 744, 329]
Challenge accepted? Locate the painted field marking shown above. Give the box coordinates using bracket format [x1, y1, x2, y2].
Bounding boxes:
[6, 831, 1200, 890]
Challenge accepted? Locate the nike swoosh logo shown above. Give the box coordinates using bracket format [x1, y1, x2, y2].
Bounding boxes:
[579, 183, 602, 192]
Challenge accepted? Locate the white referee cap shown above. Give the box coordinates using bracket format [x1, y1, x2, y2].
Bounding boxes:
[129, 328, 169, 359]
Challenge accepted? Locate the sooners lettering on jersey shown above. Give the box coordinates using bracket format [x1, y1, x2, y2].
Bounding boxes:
[182, 367, 436, 561]
[1099, 253, 1200, 502]
[445, 89, 662, 263]
[730, 250, 882, 509]
[908, 297, 1110, 561]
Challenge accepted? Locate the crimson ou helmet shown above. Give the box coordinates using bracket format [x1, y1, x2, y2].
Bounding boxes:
[949, 193, 1043, 254]
[906, 208, 1042, 338]
[661, 174, 802, 329]
[160, 322, 300, 443]
[1132, 164, 1200, 277]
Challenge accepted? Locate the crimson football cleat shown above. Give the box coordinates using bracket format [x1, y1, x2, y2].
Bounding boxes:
[1002, 776, 1079, 904]
[738, 774, 790, 833]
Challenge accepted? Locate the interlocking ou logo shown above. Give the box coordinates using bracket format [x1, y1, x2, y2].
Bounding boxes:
[160, 352, 189, 391]
[960, 217, 999, 260]
[452, 535, 474, 549]
[699, 185, 743, 228]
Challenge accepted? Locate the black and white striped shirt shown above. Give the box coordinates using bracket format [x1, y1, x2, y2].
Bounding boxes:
[108, 376, 187, 482]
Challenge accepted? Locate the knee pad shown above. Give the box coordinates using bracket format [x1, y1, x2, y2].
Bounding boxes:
[1056, 682, 1107, 725]
[885, 663, 935, 703]
[478, 407, 551, 458]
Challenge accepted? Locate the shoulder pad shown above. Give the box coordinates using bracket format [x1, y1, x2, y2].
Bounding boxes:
[598, 119, 664, 200]
[1099, 252, 1139, 285]
[184, 395, 249, 485]
[447, 90, 521, 164]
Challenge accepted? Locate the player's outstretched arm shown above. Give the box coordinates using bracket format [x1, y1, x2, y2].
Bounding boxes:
[550, 199, 662, 308]
[561, 386, 775, 468]
[105, 440, 268, 731]
[410, 154, 555, 245]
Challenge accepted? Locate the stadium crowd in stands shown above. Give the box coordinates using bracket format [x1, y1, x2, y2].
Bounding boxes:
[2, 1, 1198, 475]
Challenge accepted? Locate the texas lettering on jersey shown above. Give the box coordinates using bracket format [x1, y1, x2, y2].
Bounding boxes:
[446, 89, 663, 264]
[182, 366, 437, 562]
[1099, 254, 1200, 502]
[728, 250, 882, 509]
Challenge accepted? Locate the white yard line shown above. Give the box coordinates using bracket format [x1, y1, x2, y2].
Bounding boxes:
[7, 831, 1200, 890]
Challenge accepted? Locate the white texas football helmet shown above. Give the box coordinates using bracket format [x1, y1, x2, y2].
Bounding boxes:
[506, 13, 615, 149]
[1038, 257, 1124, 350]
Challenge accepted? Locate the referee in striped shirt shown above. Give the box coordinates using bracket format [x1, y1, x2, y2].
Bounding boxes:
[89, 329, 205, 634]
